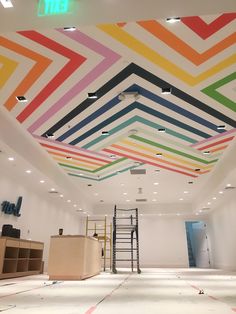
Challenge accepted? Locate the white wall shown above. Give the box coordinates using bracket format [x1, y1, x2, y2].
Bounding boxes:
[139, 216, 189, 267]
[0, 167, 84, 271]
[207, 191, 236, 271]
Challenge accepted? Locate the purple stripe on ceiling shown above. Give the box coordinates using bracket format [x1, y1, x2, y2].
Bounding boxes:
[190, 128, 236, 147]
[28, 29, 121, 133]
[33, 134, 112, 159]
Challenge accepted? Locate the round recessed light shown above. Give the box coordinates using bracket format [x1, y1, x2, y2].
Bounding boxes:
[152, 199, 157, 202]
[94, 193, 98, 196]
[207, 202, 211, 205]
[51, 188, 55, 191]
[195, 213, 199, 216]
[45, 133, 55, 139]
[126, 199, 130, 202]
[177, 213, 180, 216]
[121, 183, 125, 186]
[73, 204, 77, 207]
[8, 157, 14, 161]
[212, 197, 217, 200]
[226, 183, 231, 187]
[166, 17, 181, 23]
[60, 194, 64, 198]
[67, 199, 71, 203]
[179, 198, 183, 201]
[219, 191, 223, 194]
[79, 173, 84, 176]
[154, 182, 159, 185]
[123, 192, 128, 195]
[26, 170, 31, 174]
[153, 191, 158, 194]
[184, 191, 189, 194]
[140, 214, 143, 216]
[40, 180, 45, 183]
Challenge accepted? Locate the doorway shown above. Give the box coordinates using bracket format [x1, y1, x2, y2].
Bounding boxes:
[185, 221, 211, 268]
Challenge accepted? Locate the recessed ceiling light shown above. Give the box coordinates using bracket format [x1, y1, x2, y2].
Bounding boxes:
[16, 96, 27, 102]
[25, 170, 31, 174]
[207, 202, 211, 205]
[79, 208, 83, 211]
[166, 17, 181, 23]
[79, 173, 84, 176]
[40, 180, 45, 183]
[154, 182, 159, 185]
[217, 125, 226, 130]
[87, 92, 98, 99]
[226, 183, 231, 187]
[184, 191, 189, 194]
[123, 192, 128, 195]
[179, 198, 183, 201]
[60, 194, 64, 198]
[0, 0, 13, 8]
[126, 199, 130, 202]
[199, 209, 203, 213]
[156, 153, 163, 157]
[152, 199, 157, 202]
[73, 204, 77, 207]
[51, 188, 55, 191]
[177, 213, 180, 216]
[101, 131, 109, 136]
[83, 211, 87, 214]
[158, 213, 162, 216]
[219, 191, 223, 194]
[153, 191, 158, 194]
[195, 213, 199, 216]
[121, 183, 125, 186]
[140, 214, 143, 216]
[63, 26, 76, 31]
[94, 193, 98, 196]
[66, 156, 72, 160]
[8, 157, 14, 161]
[118, 92, 140, 101]
[157, 128, 166, 133]
[212, 197, 216, 200]
[45, 133, 55, 139]
[203, 151, 211, 155]
[161, 87, 172, 95]
[67, 199, 71, 203]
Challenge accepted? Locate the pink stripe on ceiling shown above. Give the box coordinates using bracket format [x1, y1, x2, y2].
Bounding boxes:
[33, 134, 112, 160]
[28, 29, 121, 133]
[190, 128, 236, 147]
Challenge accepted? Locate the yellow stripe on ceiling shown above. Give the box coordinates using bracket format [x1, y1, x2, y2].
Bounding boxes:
[0, 55, 18, 89]
[98, 24, 236, 86]
[120, 139, 214, 170]
[53, 157, 98, 170]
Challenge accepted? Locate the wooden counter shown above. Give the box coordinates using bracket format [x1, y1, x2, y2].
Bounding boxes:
[48, 235, 101, 280]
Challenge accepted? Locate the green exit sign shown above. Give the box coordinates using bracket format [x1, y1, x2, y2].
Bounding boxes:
[38, 0, 73, 16]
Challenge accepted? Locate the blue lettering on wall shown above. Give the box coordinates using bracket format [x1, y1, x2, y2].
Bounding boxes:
[1, 197, 22, 217]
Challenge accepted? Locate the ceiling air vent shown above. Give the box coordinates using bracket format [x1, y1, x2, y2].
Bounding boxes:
[225, 186, 236, 190]
[135, 198, 147, 202]
[130, 169, 146, 175]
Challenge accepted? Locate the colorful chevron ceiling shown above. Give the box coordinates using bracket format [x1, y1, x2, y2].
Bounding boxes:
[1, 13, 236, 183]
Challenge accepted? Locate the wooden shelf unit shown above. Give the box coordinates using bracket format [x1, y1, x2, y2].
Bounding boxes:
[0, 237, 44, 279]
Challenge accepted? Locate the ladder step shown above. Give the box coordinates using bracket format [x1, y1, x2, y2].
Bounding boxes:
[116, 259, 138, 261]
[115, 242, 132, 244]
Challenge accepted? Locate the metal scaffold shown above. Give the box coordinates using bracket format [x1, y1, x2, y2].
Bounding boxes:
[86, 216, 112, 271]
[112, 205, 141, 274]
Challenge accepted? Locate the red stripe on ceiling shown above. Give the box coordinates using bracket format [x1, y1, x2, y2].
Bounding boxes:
[103, 148, 198, 178]
[198, 136, 234, 150]
[117, 22, 127, 27]
[210, 145, 228, 153]
[16, 31, 86, 123]
[40, 142, 109, 164]
[181, 13, 236, 39]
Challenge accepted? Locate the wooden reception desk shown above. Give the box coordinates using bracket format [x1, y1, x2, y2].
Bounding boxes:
[48, 235, 101, 280]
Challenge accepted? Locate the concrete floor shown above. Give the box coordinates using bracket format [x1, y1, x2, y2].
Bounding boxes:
[0, 268, 236, 314]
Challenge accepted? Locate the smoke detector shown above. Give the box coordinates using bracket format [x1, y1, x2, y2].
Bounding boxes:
[118, 91, 140, 101]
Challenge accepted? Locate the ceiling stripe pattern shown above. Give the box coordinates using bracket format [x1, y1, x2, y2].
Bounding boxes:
[0, 13, 235, 182]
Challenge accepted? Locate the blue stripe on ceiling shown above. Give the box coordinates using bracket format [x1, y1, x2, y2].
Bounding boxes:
[70, 102, 211, 145]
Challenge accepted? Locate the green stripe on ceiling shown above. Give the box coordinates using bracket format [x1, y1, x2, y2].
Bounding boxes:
[68, 164, 139, 181]
[59, 157, 127, 174]
[201, 72, 236, 112]
[58, 163, 94, 173]
[83, 115, 197, 149]
[130, 134, 218, 164]
[95, 157, 127, 172]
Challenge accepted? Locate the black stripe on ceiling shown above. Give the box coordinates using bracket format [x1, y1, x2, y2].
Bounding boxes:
[42, 63, 236, 137]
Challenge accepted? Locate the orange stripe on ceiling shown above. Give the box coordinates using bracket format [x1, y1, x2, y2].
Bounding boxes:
[103, 148, 198, 178]
[111, 143, 207, 174]
[137, 20, 236, 66]
[198, 136, 235, 150]
[39, 142, 109, 163]
[0, 36, 52, 111]
[210, 145, 228, 153]
[47, 150, 105, 166]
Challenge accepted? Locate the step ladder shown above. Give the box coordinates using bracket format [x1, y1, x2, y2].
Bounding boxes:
[112, 205, 141, 274]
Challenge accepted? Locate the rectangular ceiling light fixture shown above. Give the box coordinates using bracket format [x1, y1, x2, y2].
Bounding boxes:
[0, 0, 13, 8]
[38, 0, 73, 16]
